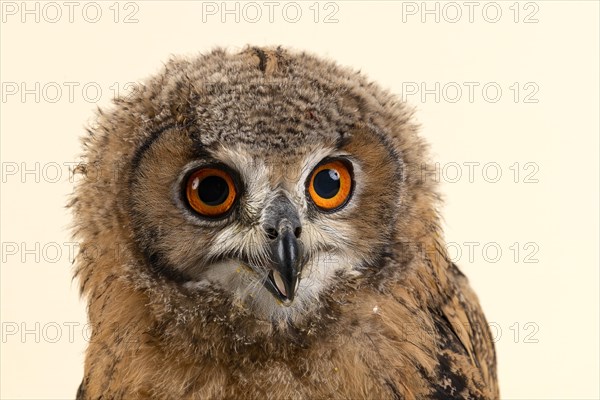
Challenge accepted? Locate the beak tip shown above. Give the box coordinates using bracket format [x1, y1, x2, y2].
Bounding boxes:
[269, 269, 301, 304]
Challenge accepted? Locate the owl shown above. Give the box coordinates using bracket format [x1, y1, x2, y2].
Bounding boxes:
[71, 46, 499, 399]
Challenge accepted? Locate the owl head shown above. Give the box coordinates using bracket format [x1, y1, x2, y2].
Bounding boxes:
[72, 46, 438, 333]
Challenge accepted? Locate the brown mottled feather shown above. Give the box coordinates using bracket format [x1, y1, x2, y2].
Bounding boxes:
[72, 46, 498, 399]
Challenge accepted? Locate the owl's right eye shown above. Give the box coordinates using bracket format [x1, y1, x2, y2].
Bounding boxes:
[185, 167, 237, 218]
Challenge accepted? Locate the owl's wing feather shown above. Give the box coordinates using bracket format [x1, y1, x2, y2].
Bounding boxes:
[428, 263, 499, 399]
[76, 380, 85, 400]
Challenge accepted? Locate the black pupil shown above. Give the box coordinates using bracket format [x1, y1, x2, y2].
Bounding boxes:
[314, 169, 341, 199]
[198, 175, 229, 206]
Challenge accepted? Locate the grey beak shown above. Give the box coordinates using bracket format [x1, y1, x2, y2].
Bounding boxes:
[262, 194, 303, 302]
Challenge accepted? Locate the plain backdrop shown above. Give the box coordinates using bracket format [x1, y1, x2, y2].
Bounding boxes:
[1, 1, 598, 399]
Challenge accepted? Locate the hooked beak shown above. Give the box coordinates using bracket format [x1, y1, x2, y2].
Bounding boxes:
[262, 194, 304, 305]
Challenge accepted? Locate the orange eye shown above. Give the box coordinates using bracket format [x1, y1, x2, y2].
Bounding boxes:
[185, 167, 237, 218]
[308, 160, 353, 211]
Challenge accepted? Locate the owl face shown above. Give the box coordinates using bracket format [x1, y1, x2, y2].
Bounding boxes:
[130, 122, 402, 320]
[177, 151, 355, 304]
[77, 48, 423, 323]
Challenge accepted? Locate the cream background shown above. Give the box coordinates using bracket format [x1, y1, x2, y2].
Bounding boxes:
[1, 1, 598, 398]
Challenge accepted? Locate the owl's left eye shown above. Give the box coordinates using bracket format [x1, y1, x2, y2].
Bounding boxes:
[307, 159, 353, 211]
[185, 167, 237, 218]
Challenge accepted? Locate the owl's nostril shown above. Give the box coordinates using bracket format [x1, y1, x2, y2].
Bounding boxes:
[265, 227, 278, 240]
[265, 225, 301, 241]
